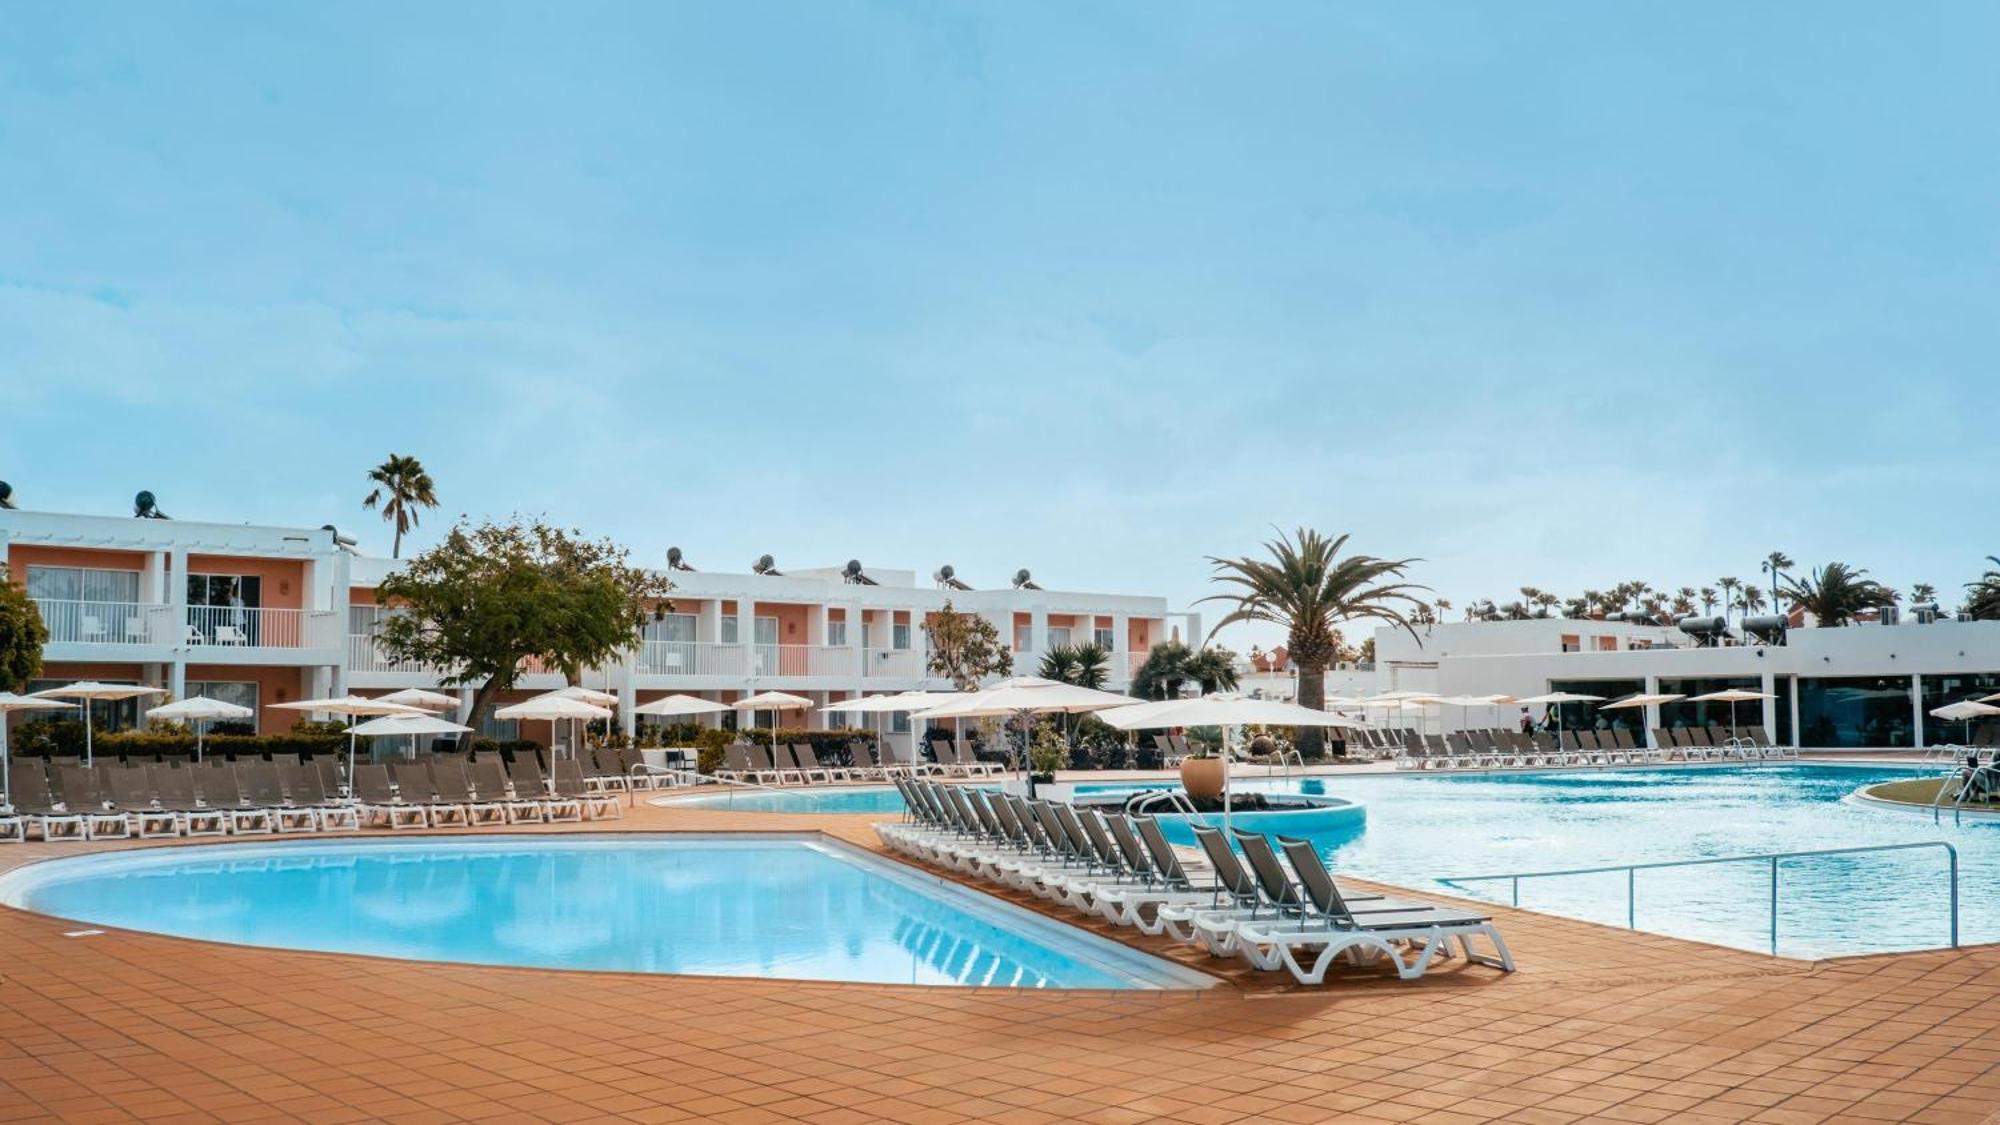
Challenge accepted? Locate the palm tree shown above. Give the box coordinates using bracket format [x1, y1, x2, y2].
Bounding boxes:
[1912, 582, 1938, 605]
[1203, 528, 1424, 757]
[1699, 586, 1718, 615]
[1531, 591, 1561, 617]
[1669, 592, 1696, 620]
[1778, 562, 1897, 627]
[1965, 558, 2000, 620]
[1037, 642, 1109, 690]
[363, 454, 439, 559]
[1764, 551, 1793, 600]
[1129, 641, 1237, 700]
[1716, 577, 1741, 624]
[1740, 584, 1767, 615]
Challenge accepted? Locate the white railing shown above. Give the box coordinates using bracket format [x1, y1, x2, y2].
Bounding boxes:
[183, 605, 337, 649]
[865, 647, 923, 678]
[637, 640, 748, 677]
[34, 598, 175, 645]
[347, 634, 436, 674]
[751, 644, 851, 677]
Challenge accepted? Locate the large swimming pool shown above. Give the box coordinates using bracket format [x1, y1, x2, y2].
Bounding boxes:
[0, 836, 1211, 989]
[1086, 764, 1969, 958]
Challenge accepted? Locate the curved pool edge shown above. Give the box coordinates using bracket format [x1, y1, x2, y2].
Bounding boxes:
[0, 830, 1221, 993]
[1845, 785, 2000, 821]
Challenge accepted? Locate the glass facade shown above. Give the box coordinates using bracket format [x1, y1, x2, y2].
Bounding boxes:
[27, 678, 142, 733]
[1657, 676, 1793, 745]
[1549, 678, 1644, 738]
[1918, 672, 2000, 746]
[1796, 675, 1914, 749]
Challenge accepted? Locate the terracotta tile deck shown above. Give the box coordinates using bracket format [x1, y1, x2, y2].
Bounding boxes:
[1, 795, 1995, 1123]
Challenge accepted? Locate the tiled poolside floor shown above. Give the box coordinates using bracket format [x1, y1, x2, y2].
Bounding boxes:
[2, 796, 1997, 1123]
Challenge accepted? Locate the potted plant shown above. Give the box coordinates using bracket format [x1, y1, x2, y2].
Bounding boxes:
[1179, 738, 1225, 799]
[1027, 724, 1065, 787]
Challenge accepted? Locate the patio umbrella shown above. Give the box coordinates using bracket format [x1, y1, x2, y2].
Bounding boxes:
[271, 695, 429, 783]
[32, 682, 168, 767]
[545, 684, 619, 707]
[1685, 688, 1777, 736]
[379, 688, 459, 711]
[0, 692, 78, 811]
[498, 695, 616, 761]
[632, 693, 731, 717]
[1598, 693, 1687, 745]
[1101, 695, 1361, 835]
[823, 691, 962, 764]
[1930, 700, 2000, 743]
[1513, 691, 1605, 744]
[913, 677, 1133, 791]
[347, 712, 474, 763]
[146, 696, 255, 761]
[731, 691, 815, 750]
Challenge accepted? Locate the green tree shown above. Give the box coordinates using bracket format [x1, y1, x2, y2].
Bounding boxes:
[363, 453, 440, 559]
[1739, 584, 1768, 615]
[1130, 640, 1239, 700]
[375, 518, 674, 727]
[1964, 558, 2000, 620]
[1778, 562, 1897, 627]
[0, 565, 48, 692]
[1037, 642, 1109, 689]
[1716, 577, 1741, 623]
[1699, 586, 1718, 615]
[1202, 528, 1424, 757]
[1764, 550, 1793, 600]
[1912, 582, 1937, 605]
[923, 600, 1013, 691]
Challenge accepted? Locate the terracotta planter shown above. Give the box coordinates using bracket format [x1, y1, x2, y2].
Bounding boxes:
[1179, 756, 1225, 800]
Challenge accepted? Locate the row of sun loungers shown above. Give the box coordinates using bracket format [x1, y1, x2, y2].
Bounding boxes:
[875, 778, 1513, 984]
[1, 753, 628, 842]
[1392, 726, 1798, 771]
[714, 740, 1001, 786]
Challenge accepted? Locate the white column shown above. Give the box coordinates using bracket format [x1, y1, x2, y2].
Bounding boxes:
[168, 657, 186, 701]
[141, 550, 166, 605]
[807, 603, 827, 646]
[1787, 677, 1802, 749]
[1760, 670, 1778, 740]
[845, 603, 865, 682]
[618, 651, 637, 738]
[1112, 613, 1130, 682]
[1911, 673, 1925, 751]
[168, 546, 188, 645]
[1029, 608, 1049, 656]
[737, 600, 756, 677]
[1643, 673, 1660, 748]
[697, 599, 721, 642]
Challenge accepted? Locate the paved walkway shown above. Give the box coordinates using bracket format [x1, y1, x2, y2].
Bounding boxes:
[1, 794, 1994, 1123]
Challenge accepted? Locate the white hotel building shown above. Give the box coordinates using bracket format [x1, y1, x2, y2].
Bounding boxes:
[1, 506, 1182, 756]
[1295, 615, 2000, 751]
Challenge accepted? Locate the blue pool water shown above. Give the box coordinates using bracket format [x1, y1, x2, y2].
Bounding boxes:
[1085, 764, 1971, 957]
[670, 786, 909, 814]
[0, 836, 1209, 989]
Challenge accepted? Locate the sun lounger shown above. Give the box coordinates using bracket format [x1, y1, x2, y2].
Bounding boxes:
[552, 760, 620, 819]
[277, 760, 359, 831]
[55, 765, 132, 839]
[196, 763, 272, 834]
[431, 758, 506, 826]
[509, 758, 579, 822]
[718, 743, 757, 783]
[354, 764, 428, 829]
[238, 760, 315, 833]
[785, 744, 832, 784]
[1229, 836, 1516, 982]
[392, 763, 468, 827]
[148, 765, 229, 836]
[471, 758, 545, 823]
[11, 763, 86, 841]
[580, 748, 628, 793]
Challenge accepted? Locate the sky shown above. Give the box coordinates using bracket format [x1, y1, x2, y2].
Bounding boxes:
[2, 3, 1996, 652]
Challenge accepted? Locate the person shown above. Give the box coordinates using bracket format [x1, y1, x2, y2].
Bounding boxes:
[1518, 708, 1534, 735]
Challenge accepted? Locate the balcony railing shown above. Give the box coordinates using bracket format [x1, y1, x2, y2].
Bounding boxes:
[347, 634, 437, 674]
[34, 599, 175, 645]
[864, 647, 923, 678]
[636, 640, 748, 677]
[37, 599, 337, 650]
[184, 605, 337, 649]
[753, 644, 853, 677]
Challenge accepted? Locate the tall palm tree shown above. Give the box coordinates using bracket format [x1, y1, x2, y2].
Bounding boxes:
[1716, 577, 1741, 624]
[1912, 582, 1938, 605]
[1203, 528, 1424, 757]
[1699, 586, 1718, 615]
[1764, 551, 1793, 600]
[1669, 592, 1697, 620]
[1965, 558, 2000, 620]
[1779, 562, 1897, 627]
[363, 454, 439, 559]
[1740, 584, 1767, 615]
[1531, 590, 1561, 617]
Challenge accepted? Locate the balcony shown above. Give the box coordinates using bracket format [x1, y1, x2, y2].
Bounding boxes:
[34, 599, 176, 645]
[348, 634, 436, 675]
[37, 599, 338, 651]
[864, 647, 923, 678]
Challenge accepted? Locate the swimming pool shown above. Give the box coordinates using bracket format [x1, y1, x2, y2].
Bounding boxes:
[0, 835, 1212, 989]
[667, 786, 909, 814]
[1084, 764, 1966, 957]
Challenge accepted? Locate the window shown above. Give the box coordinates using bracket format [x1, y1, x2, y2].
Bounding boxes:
[644, 613, 698, 644]
[25, 565, 140, 604]
[478, 714, 520, 741]
[188, 573, 263, 644]
[1920, 673, 2000, 747]
[1094, 627, 1115, 649]
[827, 620, 848, 647]
[1797, 675, 1914, 749]
[1548, 678, 1644, 738]
[1594, 636, 1617, 652]
[1048, 626, 1072, 649]
[185, 681, 259, 732]
[891, 711, 910, 734]
[1015, 625, 1032, 652]
[720, 617, 739, 644]
[1559, 634, 1580, 653]
[892, 622, 911, 650]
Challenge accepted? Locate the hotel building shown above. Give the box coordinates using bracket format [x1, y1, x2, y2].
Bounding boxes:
[1, 506, 1182, 756]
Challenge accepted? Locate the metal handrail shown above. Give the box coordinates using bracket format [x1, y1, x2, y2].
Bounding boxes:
[1442, 840, 1959, 955]
[629, 768, 800, 808]
[1126, 789, 1199, 819]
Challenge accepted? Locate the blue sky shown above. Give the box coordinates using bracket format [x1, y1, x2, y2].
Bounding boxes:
[3, 3, 1996, 651]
